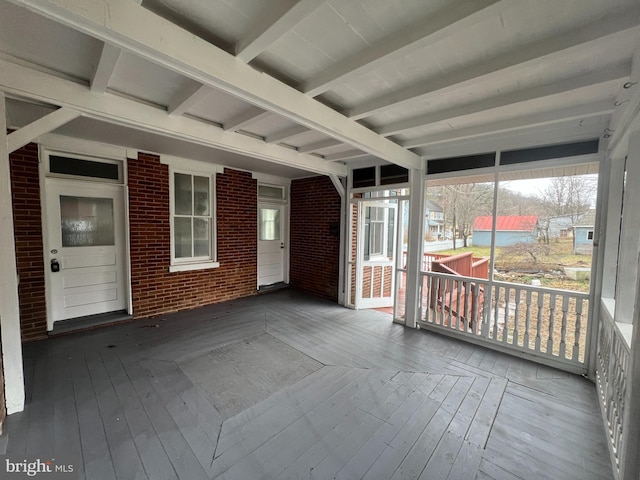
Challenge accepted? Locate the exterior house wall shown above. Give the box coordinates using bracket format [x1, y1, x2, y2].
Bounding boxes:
[10, 145, 262, 341]
[473, 230, 535, 247]
[9, 141, 47, 342]
[128, 153, 258, 318]
[574, 226, 594, 255]
[290, 176, 341, 300]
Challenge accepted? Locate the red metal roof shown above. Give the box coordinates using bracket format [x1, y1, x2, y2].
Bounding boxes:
[473, 215, 538, 231]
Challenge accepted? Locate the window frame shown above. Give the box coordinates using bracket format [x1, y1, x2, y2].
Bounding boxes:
[164, 157, 222, 272]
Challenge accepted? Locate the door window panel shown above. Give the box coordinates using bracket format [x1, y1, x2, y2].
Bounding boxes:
[60, 196, 115, 247]
[259, 208, 280, 241]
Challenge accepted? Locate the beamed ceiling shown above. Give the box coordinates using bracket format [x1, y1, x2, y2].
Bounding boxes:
[1, 0, 640, 178]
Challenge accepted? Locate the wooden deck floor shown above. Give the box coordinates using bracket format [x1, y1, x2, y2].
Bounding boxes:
[3, 289, 612, 480]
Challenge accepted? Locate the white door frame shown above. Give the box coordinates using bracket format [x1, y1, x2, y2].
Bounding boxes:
[257, 200, 289, 287]
[39, 145, 131, 330]
[355, 200, 398, 309]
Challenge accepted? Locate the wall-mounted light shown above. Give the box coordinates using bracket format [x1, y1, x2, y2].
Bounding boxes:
[623, 81, 637, 89]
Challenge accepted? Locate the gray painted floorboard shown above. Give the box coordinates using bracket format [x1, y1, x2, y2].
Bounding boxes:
[4, 290, 612, 479]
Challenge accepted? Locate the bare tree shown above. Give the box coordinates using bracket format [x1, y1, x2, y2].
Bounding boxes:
[537, 175, 596, 243]
[442, 183, 493, 248]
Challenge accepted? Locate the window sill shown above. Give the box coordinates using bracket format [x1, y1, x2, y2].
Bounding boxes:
[169, 261, 220, 273]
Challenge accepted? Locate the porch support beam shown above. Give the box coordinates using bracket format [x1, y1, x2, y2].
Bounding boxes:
[347, 12, 640, 120]
[404, 167, 425, 328]
[9, 0, 421, 170]
[618, 129, 640, 480]
[235, 0, 327, 63]
[325, 149, 368, 162]
[7, 107, 80, 153]
[298, 138, 342, 154]
[401, 101, 615, 149]
[0, 59, 347, 177]
[0, 92, 25, 414]
[91, 43, 121, 93]
[329, 173, 345, 198]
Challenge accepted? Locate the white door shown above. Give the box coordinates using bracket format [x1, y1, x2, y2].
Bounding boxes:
[45, 179, 127, 324]
[356, 201, 397, 309]
[257, 203, 285, 287]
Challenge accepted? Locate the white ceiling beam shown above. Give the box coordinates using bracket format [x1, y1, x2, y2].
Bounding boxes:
[167, 83, 211, 117]
[264, 125, 308, 144]
[403, 101, 615, 149]
[302, 0, 503, 97]
[9, 0, 420, 170]
[609, 44, 640, 158]
[325, 149, 369, 161]
[298, 138, 342, 153]
[378, 64, 630, 137]
[347, 12, 640, 120]
[91, 43, 121, 93]
[0, 58, 346, 177]
[236, 0, 327, 63]
[223, 108, 271, 132]
[7, 107, 80, 153]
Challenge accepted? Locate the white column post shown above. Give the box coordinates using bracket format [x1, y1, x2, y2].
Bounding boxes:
[619, 130, 640, 480]
[0, 92, 25, 414]
[404, 167, 425, 328]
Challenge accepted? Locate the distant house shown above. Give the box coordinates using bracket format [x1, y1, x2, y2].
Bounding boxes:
[473, 216, 539, 247]
[425, 200, 444, 240]
[574, 210, 596, 255]
[547, 215, 574, 239]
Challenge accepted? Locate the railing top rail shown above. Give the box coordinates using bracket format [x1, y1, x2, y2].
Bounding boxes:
[435, 251, 474, 263]
[471, 257, 490, 266]
[423, 270, 590, 298]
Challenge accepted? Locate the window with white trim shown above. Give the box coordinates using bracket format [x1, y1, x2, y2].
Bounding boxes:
[170, 169, 218, 272]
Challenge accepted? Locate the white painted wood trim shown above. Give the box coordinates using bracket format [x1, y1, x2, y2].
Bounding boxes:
[167, 84, 211, 117]
[329, 174, 345, 198]
[37, 133, 131, 160]
[91, 43, 121, 93]
[223, 109, 271, 132]
[601, 157, 625, 299]
[10, 0, 420, 170]
[7, 108, 80, 153]
[0, 58, 347, 177]
[0, 93, 25, 414]
[404, 168, 425, 328]
[265, 125, 308, 144]
[160, 154, 224, 174]
[169, 261, 220, 273]
[252, 171, 291, 186]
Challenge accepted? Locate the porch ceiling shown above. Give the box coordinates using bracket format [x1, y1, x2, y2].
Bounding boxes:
[2, 0, 640, 177]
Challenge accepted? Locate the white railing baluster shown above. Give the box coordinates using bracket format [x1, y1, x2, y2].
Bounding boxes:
[535, 292, 544, 353]
[560, 295, 569, 359]
[524, 289, 532, 349]
[513, 287, 521, 347]
[547, 293, 557, 354]
[574, 298, 583, 362]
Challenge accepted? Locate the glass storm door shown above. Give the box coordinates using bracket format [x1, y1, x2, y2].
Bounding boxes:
[356, 201, 397, 309]
[45, 179, 126, 324]
[257, 203, 285, 287]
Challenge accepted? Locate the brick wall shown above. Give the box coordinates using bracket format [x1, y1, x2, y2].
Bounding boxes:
[9, 141, 47, 342]
[128, 153, 257, 318]
[290, 176, 341, 300]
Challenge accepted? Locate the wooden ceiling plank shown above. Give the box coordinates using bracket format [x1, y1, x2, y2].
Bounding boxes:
[236, 0, 328, 63]
[303, 0, 504, 97]
[298, 137, 342, 153]
[348, 12, 640, 120]
[9, 0, 420, 169]
[264, 125, 308, 144]
[0, 58, 347, 176]
[168, 83, 211, 117]
[379, 64, 630, 136]
[223, 108, 272, 132]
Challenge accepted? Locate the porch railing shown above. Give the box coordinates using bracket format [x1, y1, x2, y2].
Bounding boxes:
[402, 251, 488, 276]
[419, 271, 589, 372]
[596, 303, 630, 478]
